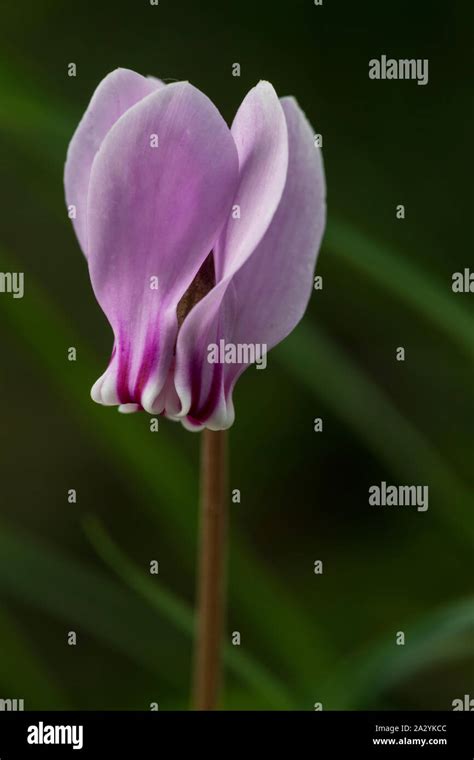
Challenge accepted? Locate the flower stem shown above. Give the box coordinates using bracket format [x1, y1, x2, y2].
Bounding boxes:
[192, 429, 228, 710]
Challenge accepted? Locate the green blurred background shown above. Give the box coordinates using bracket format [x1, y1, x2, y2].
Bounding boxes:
[0, 0, 472, 710]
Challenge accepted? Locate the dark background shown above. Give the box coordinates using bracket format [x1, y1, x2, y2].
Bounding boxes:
[0, 0, 472, 710]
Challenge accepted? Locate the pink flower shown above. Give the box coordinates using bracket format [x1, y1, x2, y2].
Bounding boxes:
[65, 69, 326, 430]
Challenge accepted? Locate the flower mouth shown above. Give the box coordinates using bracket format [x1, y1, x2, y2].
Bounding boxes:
[176, 251, 216, 329]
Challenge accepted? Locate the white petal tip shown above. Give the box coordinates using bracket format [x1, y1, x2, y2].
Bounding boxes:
[118, 403, 140, 414]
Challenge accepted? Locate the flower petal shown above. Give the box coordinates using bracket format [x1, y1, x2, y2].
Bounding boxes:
[223, 95, 326, 389]
[214, 80, 289, 279]
[175, 96, 325, 430]
[174, 81, 289, 428]
[64, 68, 163, 255]
[87, 82, 239, 412]
[174, 282, 239, 430]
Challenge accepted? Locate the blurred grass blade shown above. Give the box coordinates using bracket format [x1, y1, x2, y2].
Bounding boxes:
[0, 521, 193, 693]
[0, 608, 67, 709]
[325, 220, 474, 359]
[0, 58, 73, 155]
[277, 322, 473, 544]
[82, 515, 193, 638]
[322, 597, 474, 709]
[82, 514, 297, 709]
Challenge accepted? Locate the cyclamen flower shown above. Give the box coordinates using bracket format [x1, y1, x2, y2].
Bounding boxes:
[64, 68, 326, 430]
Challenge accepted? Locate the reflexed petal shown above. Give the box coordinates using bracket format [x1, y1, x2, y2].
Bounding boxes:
[175, 96, 326, 430]
[64, 68, 163, 255]
[214, 80, 289, 279]
[174, 81, 290, 429]
[87, 82, 239, 412]
[223, 96, 326, 391]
